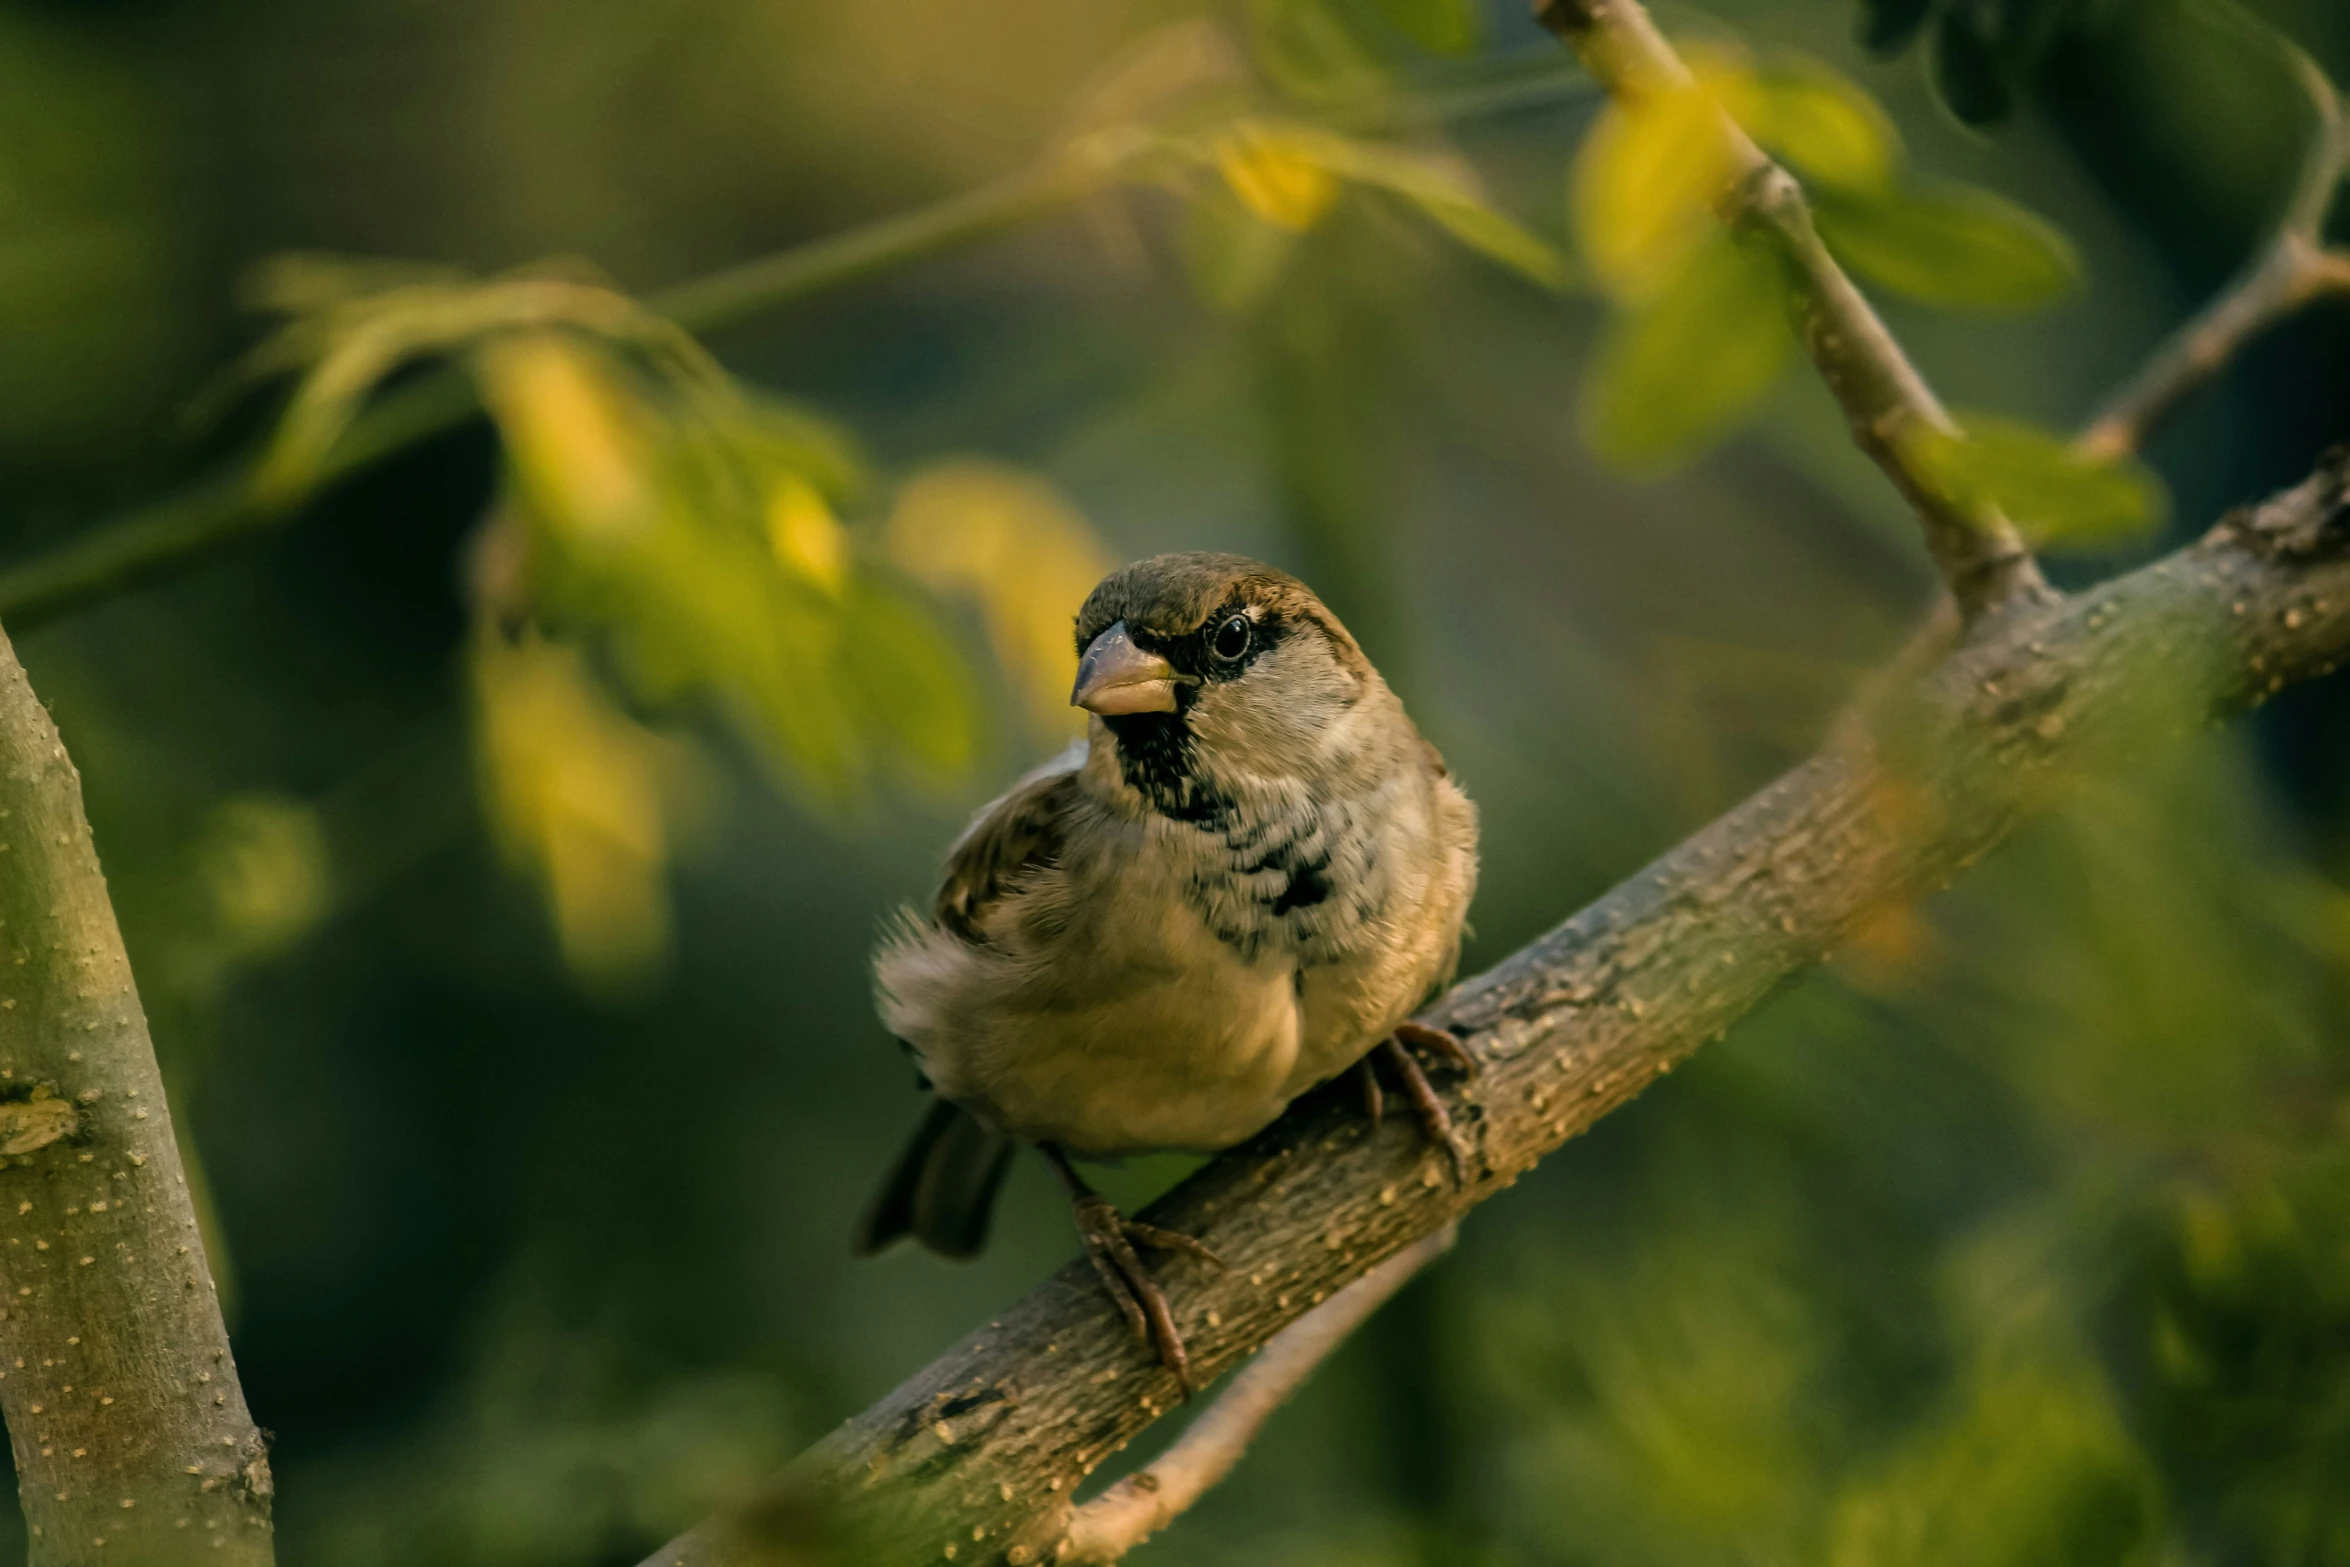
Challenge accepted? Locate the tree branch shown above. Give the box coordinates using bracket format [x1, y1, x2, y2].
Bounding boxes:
[1057, 1226, 1457, 1564]
[1534, 0, 2051, 620]
[639, 449, 2350, 1567]
[0, 621, 274, 1565]
[2077, 47, 2350, 461]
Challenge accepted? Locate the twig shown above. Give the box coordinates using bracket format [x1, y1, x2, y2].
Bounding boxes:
[641, 448, 2350, 1567]
[0, 63, 1591, 635]
[1058, 1226, 1458, 1564]
[0, 621, 275, 1565]
[1532, 0, 2051, 621]
[2077, 47, 2350, 461]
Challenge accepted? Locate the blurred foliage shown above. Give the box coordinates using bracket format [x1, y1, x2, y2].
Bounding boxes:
[470, 627, 712, 992]
[1, 0, 2349, 1564]
[238, 262, 1004, 986]
[293, 1272, 800, 1567]
[1569, 40, 2085, 472]
[1582, 230, 1795, 471]
[213, 50, 1578, 984]
[1906, 411, 2167, 542]
[1162, 115, 1573, 310]
[192, 794, 334, 967]
[1812, 182, 2080, 311]
[0, 10, 187, 463]
[883, 459, 1112, 739]
[1851, 0, 2106, 125]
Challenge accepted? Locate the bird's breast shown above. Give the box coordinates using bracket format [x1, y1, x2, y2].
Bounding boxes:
[1178, 784, 1408, 967]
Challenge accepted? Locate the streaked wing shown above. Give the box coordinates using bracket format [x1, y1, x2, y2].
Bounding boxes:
[934, 746, 1085, 943]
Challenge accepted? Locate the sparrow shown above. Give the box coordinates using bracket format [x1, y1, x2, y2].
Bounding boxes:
[855, 551, 1479, 1390]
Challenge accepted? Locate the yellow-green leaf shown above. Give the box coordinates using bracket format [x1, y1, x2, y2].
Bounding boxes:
[1814, 184, 2079, 312]
[1374, 0, 1481, 56]
[248, 266, 724, 506]
[884, 459, 1113, 738]
[1410, 191, 1575, 290]
[764, 474, 849, 595]
[1312, 135, 1574, 291]
[1571, 79, 1741, 302]
[1215, 122, 1342, 231]
[471, 627, 698, 991]
[1905, 412, 2166, 544]
[1583, 233, 1794, 472]
[1736, 57, 1901, 193]
[476, 334, 653, 544]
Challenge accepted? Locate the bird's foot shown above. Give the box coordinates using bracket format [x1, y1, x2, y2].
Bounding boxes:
[1394, 1020, 1479, 1076]
[1069, 1193, 1223, 1398]
[1376, 1023, 1478, 1182]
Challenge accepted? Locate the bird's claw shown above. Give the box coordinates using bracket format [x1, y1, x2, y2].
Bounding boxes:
[1393, 1020, 1479, 1077]
[1377, 1028, 1477, 1183]
[1070, 1194, 1221, 1399]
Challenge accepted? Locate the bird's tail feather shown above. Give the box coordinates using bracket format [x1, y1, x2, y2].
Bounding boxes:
[853, 1097, 1014, 1260]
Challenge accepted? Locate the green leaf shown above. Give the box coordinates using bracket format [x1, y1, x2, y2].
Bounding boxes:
[1582, 233, 1794, 472]
[1739, 57, 1902, 194]
[1813, 183, 2079, 311]
[1373, 0, 1482, 56]
[1905, 412, 2167, 544]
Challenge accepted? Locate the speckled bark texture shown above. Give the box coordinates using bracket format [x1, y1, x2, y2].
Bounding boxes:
[639, 453, 2350, 1567]
[0, 625, 273, 1566]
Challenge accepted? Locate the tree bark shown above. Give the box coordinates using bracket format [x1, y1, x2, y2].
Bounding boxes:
[643, 450, 2350, 1567]
[0, 625, 274, 1566]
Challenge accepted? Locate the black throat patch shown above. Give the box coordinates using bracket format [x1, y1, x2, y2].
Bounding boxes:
[1100, 711, 1232, 825]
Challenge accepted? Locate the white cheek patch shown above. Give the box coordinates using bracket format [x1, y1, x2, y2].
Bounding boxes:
[1191, 638, 1353, 766]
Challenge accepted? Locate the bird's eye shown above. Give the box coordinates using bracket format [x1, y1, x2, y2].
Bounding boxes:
[1211, 613, 1252, 662]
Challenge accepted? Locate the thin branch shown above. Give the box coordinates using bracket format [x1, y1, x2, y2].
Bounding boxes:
[0, 64, 1591, 635]
[0, 620, 274, 1565]
[2077, 47, 2350, 461]
[642, 448, 2350, 1567]
[1533, 0, 2050, 620]
[1058, 1226, 1458, 1564]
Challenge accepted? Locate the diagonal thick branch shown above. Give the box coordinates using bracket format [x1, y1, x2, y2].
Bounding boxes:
[1535, 0, 2051, 620]
[643, 450, 2350, 1567]
[0, 622, 275, 1565]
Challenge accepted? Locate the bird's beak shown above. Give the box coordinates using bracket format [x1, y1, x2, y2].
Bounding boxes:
[1071, 620, 1179, 716]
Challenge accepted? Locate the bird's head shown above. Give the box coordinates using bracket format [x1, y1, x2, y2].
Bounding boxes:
[1069, 552, 1379, 818]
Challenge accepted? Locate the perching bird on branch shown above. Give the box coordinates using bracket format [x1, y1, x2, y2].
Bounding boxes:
[856, 552, 1479, 1391]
